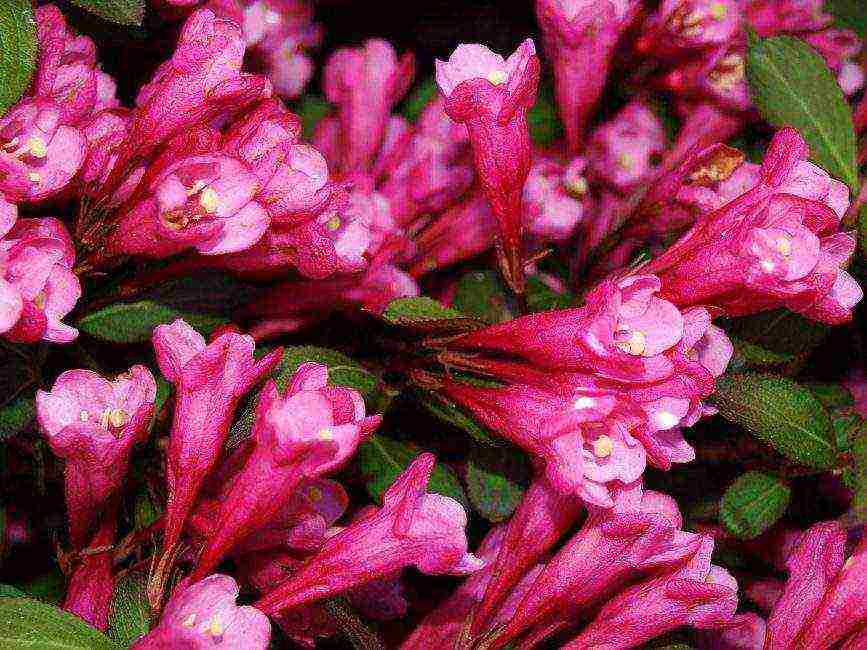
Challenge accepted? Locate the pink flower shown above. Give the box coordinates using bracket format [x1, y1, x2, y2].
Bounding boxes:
[132, 574, 271, 649]
[469, 479, 583, 636]
[0, 99, 86, 203]
[79, 109, 131, 191]
[255, 453, 484, 614]
[62, 503, 117, 631]
[637, 0, 741, 56]
[188, 363, 380, 581]
[536, 0, 639, 150]
[588, 101, 667, 194]
[436, 39, 541, 294]
[523, 154, 591, 244]
[563, 534, 738, 648]
[323, 39, 415, 175]
[765, 521, 847, 649]
[647, 128, 863, 324]
[744, 0, 830, 35]
[110, 153, 270, 258]
[152, 319, 282, 553]
[493, 486, 700, 645]
[36, 366, 156, 548]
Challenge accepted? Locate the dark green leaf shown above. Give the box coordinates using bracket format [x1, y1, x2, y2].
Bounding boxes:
[844, 429, 867, 525]
[107, 571, 150, 647]
[0, 597, 121, 648]
[806, 382, 855, 410]
[295, 94, 332, 139]
[0, 0, 37, 117]
[724, 310, 828, 361]
[746, 35, 859, 192]
[416, 389, 496, 445]
[525, 276, 574, 312]
[713, 373, 838, 468]
[20, 571, 64, 606]
[401, 78, 438, 123]
[453, 271, 514, 323]
[0, 586, 24, 598]
[78, 301, 227, 344]
[824, 0, 867, 37]
[0, 393, 34, 441]
[66, 0, 145, 26]
[356, 435, 467, 508]
[465, 444, 529, 522]
[382, 297, 464, 324]
[720, 471, 791, 539]
[528, 86, 564, 147]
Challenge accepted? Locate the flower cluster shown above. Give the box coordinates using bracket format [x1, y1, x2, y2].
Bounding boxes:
[2, 0, 865, 648]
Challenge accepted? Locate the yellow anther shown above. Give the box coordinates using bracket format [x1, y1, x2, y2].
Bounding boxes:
[100, 408, 129, 429]
[318, 427, 334, 441]
[567, 176, 588, 197]
[307, 486, 323, 501]
[326, 215, 342, 231]
[199, 187, 220, 214]
[206, 615, 223, 637]
[28, 172, 41, 183]
[79, 410, 90, 423]
[776, 237, 792, 256]
[592, 435, 614, 458]
[487, 70, 508, 85]
[182, 613, 196, 628]
[616, 329, 647, 355]
[33, 292, 46, 310]
[710, 2, 728, 20]
[618, 152, 636, 170]
[27, 137, 47, 158]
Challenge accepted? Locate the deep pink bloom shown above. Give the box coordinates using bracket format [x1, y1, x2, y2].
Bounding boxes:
[0, 216, 80, 343]
[470, 479, 583, 635]
[36, 366, 156, 548]
[647, 128, 862, 324]
[322, 39, 415, 175]
[152, 319, 282, 553]
[663, 42, 752, 114]
[563, 534, 738, 648]
[188, 363, 380, 581]
[744, 0, 830, 35]
[523, 154, 591, 244]
[62, 503, 117, 631]
[255, 453, 483, 614]
[401, 525, 544, 649]
[0, 99, 86, 202]
[765, 521, 847, 649]
[495, 486, 702, 646]
[110, 153, 271, 258]
[588, 101, 667, 194]
[132, 574, 271, 649]
[536, 0, 639, 150]
[79, 109, 131, 191]
[436, 39, 541, 293]
[637, 0, 741, 57]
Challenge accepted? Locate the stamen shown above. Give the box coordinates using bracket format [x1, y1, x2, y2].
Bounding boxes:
[592, 435, 614, 458]
[487, 70, 508, 85]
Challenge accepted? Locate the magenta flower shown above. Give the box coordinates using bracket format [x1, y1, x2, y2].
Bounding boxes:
[188, 363, 380, 581]
[323, 39, 415, 175]
[493, 486, 700, 646]
[62, 503, 117, 631]
[152, 319, 282, 553]
[638, 0, 741, 56]
[563, 534, 738, 648]
[470, 478, 583, 635]
[523, 154, 591, 244]
[36, 366, 156, 548]
[536, 0, 639, 150]
[588, 101, 667, 194]
[110, 153, 270, 258]
[255, 453, 483, 614]
[435, 39, 540, 294]
[132, 574, 271, 649]
[0, 99, 86, 203]
[647, 128, 863, 324]
[79, 109, 131, 191]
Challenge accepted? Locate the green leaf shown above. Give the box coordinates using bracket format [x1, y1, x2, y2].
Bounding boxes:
[806, 382, 855, 410]
[453, 271, 514, 324]
[416, 389, 496, 445]
[824, 0, 867, 37]
[0, 0, 37, 117]
[724, 310, 828, 362]
[720, 471, 791, 539]
[729, 337, 794, 368]
[845, 429, 867, 525]
[713, 373, 838, 468]
[0, 597, 121, 649]
[465, 444, 529, 522]
[356, 435, 467, 508]
[107, 571, 150, 647]
[382, 297, 464, 324]
[133, 490, 160, 531]
[0, 393, 34, 441]
[295, 94, 332, 139]
[528, 86, 564, 147]
[746, 34, 859, 192]
[0, 586, 24, 598]
[401, 78, 438, 123]
[525, 276, 573, 312]
[78, 301, 226, 344]
[66, 0, 145, 26]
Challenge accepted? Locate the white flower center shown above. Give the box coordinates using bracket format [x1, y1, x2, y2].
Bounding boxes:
[487, 70, 508, 85]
